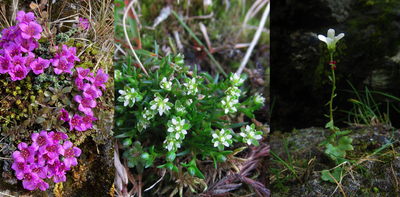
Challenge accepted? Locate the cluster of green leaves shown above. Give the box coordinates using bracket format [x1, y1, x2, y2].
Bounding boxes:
[114, 53, 264, 177]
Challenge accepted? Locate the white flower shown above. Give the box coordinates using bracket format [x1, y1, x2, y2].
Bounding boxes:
[212, 129, 232, 150]
[221, 96, 239, 114]
[142, 107, 154, 120]
[230, 73, 244, 87]
[240, 124, 263, 146]
[254, 92, 265, 105]
[183, 77, 198, 95]
[225, 86, 241, 98]
[150, 94, 173, 116]
[117, 87, 137, 107]
[160, 77, 172, 91]
[167, 117, 189, 140]
[163, 136, 182, 151]
[318, 28, 344, 53]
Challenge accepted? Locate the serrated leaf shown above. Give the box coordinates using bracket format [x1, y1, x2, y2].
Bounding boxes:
[338, 136, 353, 151]
[325, 143, 345, 161]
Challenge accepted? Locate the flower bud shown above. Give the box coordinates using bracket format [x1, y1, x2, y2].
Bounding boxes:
[141, 152, 150, 160]
[123, 138, 132, 148]
[216, 154, 227, 163]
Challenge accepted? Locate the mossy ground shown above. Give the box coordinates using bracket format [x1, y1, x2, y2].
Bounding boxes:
[271, 126, 400, 196]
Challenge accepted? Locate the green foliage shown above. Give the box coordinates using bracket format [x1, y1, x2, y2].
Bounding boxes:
[321, 167, 344, 183]
[114, 51, 265, 186]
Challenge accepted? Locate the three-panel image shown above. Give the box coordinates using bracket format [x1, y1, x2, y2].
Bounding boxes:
[1, 0, 400, 197]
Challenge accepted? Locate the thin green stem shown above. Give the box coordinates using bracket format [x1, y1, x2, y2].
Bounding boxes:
[329, 53, 336, 130]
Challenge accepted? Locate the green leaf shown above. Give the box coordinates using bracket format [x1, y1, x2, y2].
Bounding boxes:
[321, 167, 344, 183]
[336, 130, 352, 136]
[62, 86, 72, 93]
[338, 136, 354, 151]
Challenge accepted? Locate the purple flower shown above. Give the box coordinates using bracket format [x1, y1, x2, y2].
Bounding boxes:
[16, 11, 35, 23]
[25, 52, 36, 67]
[11, 161, 27, 175]
[74, 95, 96, 116]
[75, 77, 84, 90]
[15, 36, 37, 53]
[49, 132, 68, 144]
[62, 141, 81, 168]
[19, 168, 39, 191]
[30, 57, 50, 74]
[8, 64, 31, 81]
[13, 142, 37, 164]
[35, 179, 49, 191]
[12, 54, 26, 66]
[19, 21, 42, 40]
[31, 130, 53, 150]
[82, 115, 97, 130]
[5, 42, 21, 57]
[82, 83, 102, 99]
[0, 52, 12, 74]
[59, 108, 70, 121]
[76, 67, 90, 79]
[78, 17, 90, 30]
[29, 163, 48, 179]
[40, 144, 63, 165]
[52, 56, 73, 74]
[69, 114, 85, 131]
[91, 68, 108, 90]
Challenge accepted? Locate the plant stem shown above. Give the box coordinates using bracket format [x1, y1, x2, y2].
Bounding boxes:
[329, 53, 335, 130]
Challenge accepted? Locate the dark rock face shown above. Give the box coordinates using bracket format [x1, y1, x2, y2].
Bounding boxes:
[272, 1, 400, 132]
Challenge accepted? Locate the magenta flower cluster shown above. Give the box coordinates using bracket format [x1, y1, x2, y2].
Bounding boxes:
[0, 11, 80, 81]
[12, 130, 81, 191]
[78, 17, 90, 30]
[58, 68, 109, 131]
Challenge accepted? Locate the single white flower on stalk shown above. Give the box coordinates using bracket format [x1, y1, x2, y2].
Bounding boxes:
[230, 73, 244, 87]
[212, 129, 233, 151]
[221, 96, 239, 114]
[318, 28, 344, 53]
[183, 77, 198, 95]
[240, 124, 263, 146]
[160, 77, 172, 91]
[150, 94, 173, 116]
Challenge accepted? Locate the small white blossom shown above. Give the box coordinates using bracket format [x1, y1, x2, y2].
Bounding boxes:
[115, 70, 122, 80]
[230, 73, 244, 87]
[142, 107, 155, 120]
[212, 129, 232, 150]
[183, 77, 198, 95]
[225, 86, 241, 98]
[117, 87, 137, 107]
[318, 28, 344, 53]
[254, 92, 265, 105]
[160, 77, 172, 91]
[167, 117, 189, 140]
[221, 96, 239, 114]
[163, 136, 182, 151]
[240, 124, 263, 146]
[150, 94, 173, 116]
